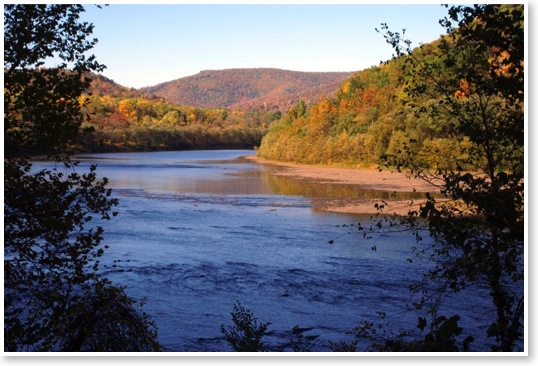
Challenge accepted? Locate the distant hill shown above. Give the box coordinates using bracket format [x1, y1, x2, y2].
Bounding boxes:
[80, 72, 281, 152]
[87, 73, 163, 101]
[140, 68, 356, 111]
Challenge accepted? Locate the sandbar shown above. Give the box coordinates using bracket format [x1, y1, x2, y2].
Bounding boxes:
[246, 155, 442, 215]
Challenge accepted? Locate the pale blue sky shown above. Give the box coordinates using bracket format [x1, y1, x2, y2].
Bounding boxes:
[79, 2, 454, 89]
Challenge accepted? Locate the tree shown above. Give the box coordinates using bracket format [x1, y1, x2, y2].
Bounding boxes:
[4, 4, 105, 159]
[286, 99, 308, 120]
[4, 4, 161, 351]
[221, 302, 272, 352]
[373, 4, 524, 351]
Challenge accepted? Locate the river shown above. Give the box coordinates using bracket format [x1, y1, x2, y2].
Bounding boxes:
[32, 150, 495, 352]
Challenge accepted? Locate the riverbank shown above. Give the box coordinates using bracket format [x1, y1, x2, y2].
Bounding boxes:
[245, 155, 441, 215]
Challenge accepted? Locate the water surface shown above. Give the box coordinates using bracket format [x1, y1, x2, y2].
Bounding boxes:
[33, 150, 494, 351]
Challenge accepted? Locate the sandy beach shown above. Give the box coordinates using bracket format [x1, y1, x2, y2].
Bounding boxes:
[246, 155, 441, 215]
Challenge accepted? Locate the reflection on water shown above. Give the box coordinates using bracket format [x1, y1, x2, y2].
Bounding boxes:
[30, 150, 494, 351]
[257, 171, 428, 200]
[70, 149, 432, 210]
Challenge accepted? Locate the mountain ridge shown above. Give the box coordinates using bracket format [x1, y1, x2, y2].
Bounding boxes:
[140, 68, 356, 111]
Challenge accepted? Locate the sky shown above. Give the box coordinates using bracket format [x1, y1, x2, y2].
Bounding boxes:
[75, 2, 463, 89]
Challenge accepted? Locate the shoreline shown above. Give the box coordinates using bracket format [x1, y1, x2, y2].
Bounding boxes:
[245, 155, 439, 215]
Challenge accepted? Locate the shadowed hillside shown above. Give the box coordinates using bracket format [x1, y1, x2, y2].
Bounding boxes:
[140, 68, 356, 111]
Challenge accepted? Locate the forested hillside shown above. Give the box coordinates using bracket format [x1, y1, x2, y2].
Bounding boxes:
[258, 5, 524, 353]
[77, 68, 354, 152]
[257, 39, 474, 169]
[140, 68, 355, 111]
[78, 74, 281, 152]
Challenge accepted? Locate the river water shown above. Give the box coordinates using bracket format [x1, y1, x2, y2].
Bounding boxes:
[33, 150, 496, 352]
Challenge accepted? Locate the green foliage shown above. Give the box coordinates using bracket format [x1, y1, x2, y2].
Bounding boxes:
[373, 4, 524, 352]
[286, 100, 308, 120]
[269, 4, 524, 353]
[4, 4, 161, 351]
[258, 5, 524, 352]
[221, 302, 272, 352]
[258, 63, 402, 166]
[257, 25, 495, 169]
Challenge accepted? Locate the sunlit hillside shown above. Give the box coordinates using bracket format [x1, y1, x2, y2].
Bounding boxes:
[140, 68, 355, 111]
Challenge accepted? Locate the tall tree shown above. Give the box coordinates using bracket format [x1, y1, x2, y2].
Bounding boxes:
[4, 4, 161, 351]
[374, 4, 524, 351]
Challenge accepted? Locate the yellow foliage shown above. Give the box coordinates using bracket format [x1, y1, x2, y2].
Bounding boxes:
[488, 49, 524, 78]
[454, 79, 471, 99]
[78, 95, 87, 107]
[118, 99, 134, 119]
[99, 95, 115, 110]
[340, 80, 351, 95]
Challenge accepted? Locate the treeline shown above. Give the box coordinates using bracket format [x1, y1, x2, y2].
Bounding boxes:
[77, 74, 280, 152]
[257, 39, 474, 169]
